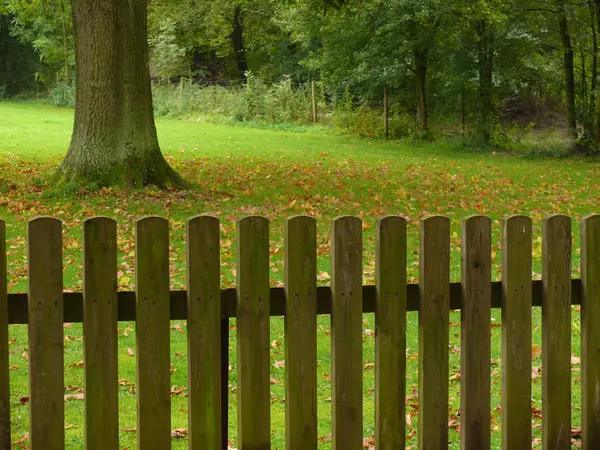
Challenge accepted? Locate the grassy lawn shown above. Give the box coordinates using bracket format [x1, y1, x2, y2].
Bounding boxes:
[1, 100, 598, 448]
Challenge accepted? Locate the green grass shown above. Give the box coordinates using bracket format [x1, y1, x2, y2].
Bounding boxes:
[1, 100, 596, 448]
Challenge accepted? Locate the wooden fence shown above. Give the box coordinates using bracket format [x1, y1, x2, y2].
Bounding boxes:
[0, 214, 599, 449]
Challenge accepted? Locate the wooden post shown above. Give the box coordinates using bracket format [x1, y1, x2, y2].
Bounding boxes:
[418, 216, 450, 450]
[0, 220, 8, 449]
[135, 217, 171, 449]
[311, 81, 317, 123]
[375, 216, 406, 449]
[542, 215, 572, 449]
[284, 216, 317, 450]
[236, 216, 270, 449]
[28, 217, 64, 450]
[383, 87, 389, 139]
[187, 215, 221, 450]
[83, 217, 119, 450]
[501, 215, 532, 449]
[581, 215, 600, 449]
[331, 216, 363, 449]
[460, 215, 492, 449]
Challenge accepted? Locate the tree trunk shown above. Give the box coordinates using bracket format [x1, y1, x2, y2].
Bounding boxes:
[590, 3, 597, 115]
[59, 0, 70, 84]
[558, 2, 577, 139]
[59, 0, 184, 188]
[231, 5, 248, 81]
[475, 19, 493, 144]
[414, 46, 428, 133]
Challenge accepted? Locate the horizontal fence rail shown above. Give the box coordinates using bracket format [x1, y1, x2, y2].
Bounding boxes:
[0, 214, 599, 450]
[4, 280, 586, 324]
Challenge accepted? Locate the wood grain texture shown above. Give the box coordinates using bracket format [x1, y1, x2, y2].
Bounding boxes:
[0, 220, 8, 449]
[83, 217, 118, 450]
[418, 216, 450, 450]
[236, 216, 270, 450]
[186, 215, 221, 450]
[460, 215, 491, 450]
[581, 214, 600, 450]
[501, 215, 532, 450]
[331, 216, 363, 450]
[375, 216, 406, 449]
[28, 217, 64, 450]
[284, 216, 317, 450]
[135, 217, 171, 450]
[542, 215, 572, 449]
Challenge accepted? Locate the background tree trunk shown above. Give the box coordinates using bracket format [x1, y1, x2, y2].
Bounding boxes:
[476, 19, 493, 144]
[231, 5, 248, 82]
[59, 0, 185, 188]
[414, 46, 428, 133]
[558, 2, 577, 140]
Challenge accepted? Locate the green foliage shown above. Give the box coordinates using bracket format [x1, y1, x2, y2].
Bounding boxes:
[50, 80, 74, 107]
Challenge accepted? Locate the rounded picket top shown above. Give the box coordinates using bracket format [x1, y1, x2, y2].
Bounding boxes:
[420, 215, 450, 241]
[581, 213, 600, 227]
[83, 216, 117, 242]
[377, 215, 407, 235]
[502, 214, 532, 232]
[285, 214, 316, 228]
[187, 214, 220, 229]
[28, 216, 62, 232]
[543, 214, 571, 228]
[332, 215, 362, 236]
[462, 214, 491, 228]
[237, 215, 269, 234]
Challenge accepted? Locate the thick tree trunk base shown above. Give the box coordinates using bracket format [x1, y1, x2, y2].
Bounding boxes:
[55, 147, 187, 190]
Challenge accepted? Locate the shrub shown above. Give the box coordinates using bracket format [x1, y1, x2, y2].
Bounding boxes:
[51, 81, 75, 108]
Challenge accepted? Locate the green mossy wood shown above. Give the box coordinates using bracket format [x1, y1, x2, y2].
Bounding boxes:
[331, 216, 363, 450]
[581, 215, 600, 449]
[0, 221, 8, 448]
[28, 217, 64, 449]
[501, 215, 532, 449]
[236, 216, 270, 449]
[83, 217, 119, 450]
[284, 216, 318, 450]
[59, 0, 184, 188]
[418, 216, 450, 450]
[186, 215, 221, 450]
[375, 216, 407, 449]
[135, 217, 171, 449]
[460, 215, 492, 450]
[542, 215, 572, 449]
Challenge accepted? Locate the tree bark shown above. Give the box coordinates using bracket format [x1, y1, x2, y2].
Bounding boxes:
[59, 0, 185, 188]
[59, 0, 70, 84]
[475, 19, 493, 144]
[558, 2, 577, 139]
[231, 5, 249, 81]
[414, 46, 428, 133]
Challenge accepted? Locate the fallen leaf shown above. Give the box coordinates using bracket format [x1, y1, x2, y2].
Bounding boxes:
[69, 360, 84, 368]
[273, 360, 285, 369]
[127, 348, 135, 357]
[171, 428, 188, 438]
[19, 396, 29, 405]
[269, 377, 280, 385]
[64, 393, 84, 401]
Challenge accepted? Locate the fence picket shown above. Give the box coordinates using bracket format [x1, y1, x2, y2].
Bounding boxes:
[0, 220, 8, 448]
[501, 215, 532, 449]
[83, 217, 118, 450]
[375, 216, 406, 449]
[28, 217, 64, 449]
[460, 215, 491, 449]
[542, 215, 572, 449]
[186, 215, 221, 450]
[236, 216, 270, 449]
[135, 217, 171, 449]
[581, 214, 600, 449]
[331, 216, 363, 450]
[284, 216, 317, 450]
[418, 216, 450, 450]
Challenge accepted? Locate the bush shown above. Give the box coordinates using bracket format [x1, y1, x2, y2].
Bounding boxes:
[51, 81, 75, 108]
